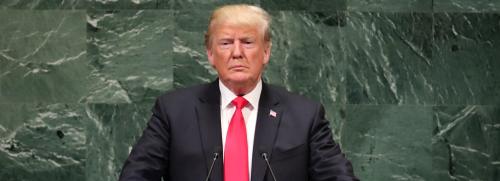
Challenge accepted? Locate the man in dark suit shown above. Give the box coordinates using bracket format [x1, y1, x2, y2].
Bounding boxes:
[119, 4, 358, 181]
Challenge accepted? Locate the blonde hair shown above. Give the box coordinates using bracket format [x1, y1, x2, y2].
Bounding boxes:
[205, 4, 272, 48]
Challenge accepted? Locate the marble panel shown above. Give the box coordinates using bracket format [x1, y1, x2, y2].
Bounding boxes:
[434, 0, 500, 12]
[172, 0, 259, 10]
[266, 11, 345, 104]
[0, 103, 87, 181]
[0, 10, 89, 104]
[432, 13, 500, 105]
[85, 103, 152, 181]
[347, 0, 432, 12]
[261, 0, 346, 11]
[0, 0, 85, 9]
[172, 10, 217, 88]
[87, 0, 168, 10]
[342, 12, 434, 105]
[342, 105, 433, 180]
[86, 10, 174, 104]
[432, 106, 500, 180]
[173, 10, 346, 104]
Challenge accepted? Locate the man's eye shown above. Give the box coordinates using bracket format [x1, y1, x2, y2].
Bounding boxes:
[242, 41, 255, 48]
[219, 41, 232, 49]
[219, 41, 232, 46]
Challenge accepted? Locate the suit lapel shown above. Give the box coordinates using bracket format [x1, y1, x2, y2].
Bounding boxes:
[251, 83, 283, 181]
[196, 81, 223, 181]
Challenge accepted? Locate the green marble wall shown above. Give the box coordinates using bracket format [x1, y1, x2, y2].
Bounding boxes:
[0, 0, 498, 181]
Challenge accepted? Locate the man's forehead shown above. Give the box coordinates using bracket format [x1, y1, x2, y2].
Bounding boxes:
[212, 25, 260, 36]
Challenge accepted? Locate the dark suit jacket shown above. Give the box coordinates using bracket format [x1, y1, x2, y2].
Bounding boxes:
[119, 80, 358, 181]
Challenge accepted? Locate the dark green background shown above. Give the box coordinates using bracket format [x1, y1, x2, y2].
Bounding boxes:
[0, 0, 499, 180]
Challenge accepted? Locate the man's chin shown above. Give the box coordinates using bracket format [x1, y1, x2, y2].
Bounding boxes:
[225, 75, 255, 85]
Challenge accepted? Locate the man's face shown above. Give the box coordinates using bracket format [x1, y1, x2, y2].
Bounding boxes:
[206, 23, 271, 88]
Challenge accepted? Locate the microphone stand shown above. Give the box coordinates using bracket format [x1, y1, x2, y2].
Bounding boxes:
[262, 152, 277, 181]
[205, 152, 219, 181]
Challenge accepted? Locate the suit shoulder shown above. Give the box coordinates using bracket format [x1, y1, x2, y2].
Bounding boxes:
[156, 83, 210, 104]
[267, 84, 320, 107]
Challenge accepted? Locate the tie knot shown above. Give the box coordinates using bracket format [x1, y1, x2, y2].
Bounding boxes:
[232, 96, 248, 109]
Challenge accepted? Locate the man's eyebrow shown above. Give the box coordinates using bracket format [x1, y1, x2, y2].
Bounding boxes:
[240, 37, 255, 40]
[217, 38, 234, 41]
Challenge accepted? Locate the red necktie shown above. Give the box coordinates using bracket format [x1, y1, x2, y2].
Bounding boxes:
[224, 96, 249, 181]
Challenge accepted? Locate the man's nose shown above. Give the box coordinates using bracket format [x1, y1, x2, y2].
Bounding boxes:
[232, 41, 243, 59]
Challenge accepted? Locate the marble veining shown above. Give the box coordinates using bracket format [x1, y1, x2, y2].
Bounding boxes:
[1, 0, 499, 180]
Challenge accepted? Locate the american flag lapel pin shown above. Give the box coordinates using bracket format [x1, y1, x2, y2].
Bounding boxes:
[269, 109, 277, 118]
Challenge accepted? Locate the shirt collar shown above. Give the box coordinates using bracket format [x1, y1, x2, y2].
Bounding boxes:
[219, 79, 262, 110]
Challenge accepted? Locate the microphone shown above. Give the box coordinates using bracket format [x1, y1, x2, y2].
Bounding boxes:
[205, 147, 221, 181]
[261, 152, 278, 181]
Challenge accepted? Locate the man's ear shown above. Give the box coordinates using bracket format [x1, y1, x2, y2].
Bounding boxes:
[263, 42, 272, 65]
[206, 47, 215, 66]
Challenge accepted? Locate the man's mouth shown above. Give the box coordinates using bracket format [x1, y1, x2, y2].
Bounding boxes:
[230, 65, 247, 70]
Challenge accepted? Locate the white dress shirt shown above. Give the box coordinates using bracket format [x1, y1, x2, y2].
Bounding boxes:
[219, 79, 262, 179]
